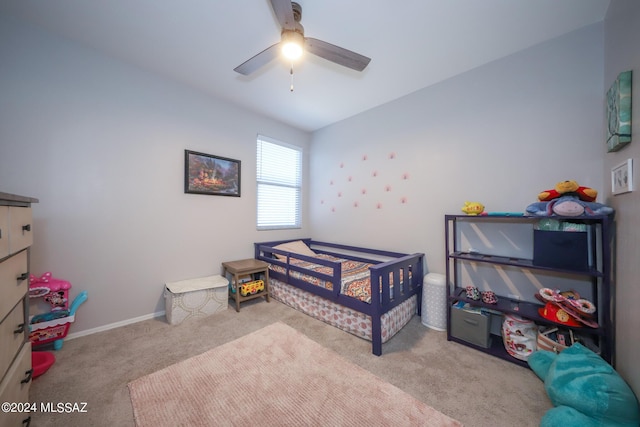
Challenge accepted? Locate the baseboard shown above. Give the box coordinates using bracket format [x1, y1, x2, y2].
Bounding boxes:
[65, 310, 166, 341]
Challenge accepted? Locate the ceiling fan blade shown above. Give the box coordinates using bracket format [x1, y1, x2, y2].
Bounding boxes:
[233, 43, 280, 75]
[269, 0, 296, 30]
[304, 38, 371, 72]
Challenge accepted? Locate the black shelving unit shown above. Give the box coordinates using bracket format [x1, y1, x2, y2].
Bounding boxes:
[445, 214, 614, 367]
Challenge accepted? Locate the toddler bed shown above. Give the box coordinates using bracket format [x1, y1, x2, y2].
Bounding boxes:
[254, 239, 425, 355]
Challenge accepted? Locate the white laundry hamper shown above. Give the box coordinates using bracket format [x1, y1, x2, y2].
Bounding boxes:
[421, 273, 447, 331]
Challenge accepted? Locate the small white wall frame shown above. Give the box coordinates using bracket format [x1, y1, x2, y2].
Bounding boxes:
[612, 158, 634, 195]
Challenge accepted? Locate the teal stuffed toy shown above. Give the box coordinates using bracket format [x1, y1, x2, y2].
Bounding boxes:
[528, 344, 640, 426]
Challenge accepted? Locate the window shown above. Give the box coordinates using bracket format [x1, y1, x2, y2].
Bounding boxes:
[256, 135, 302, 230]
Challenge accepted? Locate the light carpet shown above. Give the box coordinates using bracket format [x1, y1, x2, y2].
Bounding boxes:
[128, 322, 462, 426]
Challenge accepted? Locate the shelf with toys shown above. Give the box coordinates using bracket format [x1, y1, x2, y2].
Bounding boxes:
[445, 181, 615, 367]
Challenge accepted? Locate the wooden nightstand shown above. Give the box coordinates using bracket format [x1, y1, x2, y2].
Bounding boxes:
[222, 259, 270, 312]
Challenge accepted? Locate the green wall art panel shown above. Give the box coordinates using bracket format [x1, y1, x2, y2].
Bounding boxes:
[606, 70, 632, 152]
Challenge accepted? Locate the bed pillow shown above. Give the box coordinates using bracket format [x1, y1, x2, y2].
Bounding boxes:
[272, 240, 317, 261]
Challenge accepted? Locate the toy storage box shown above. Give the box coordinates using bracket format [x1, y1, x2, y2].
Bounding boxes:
[533, 230, 589, 271]
[450, 304, 491, 348]
[164, 275, 229, 325]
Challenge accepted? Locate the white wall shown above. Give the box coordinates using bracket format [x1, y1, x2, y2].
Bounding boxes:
[310, 24, 605, 277]
[603, 0, 640, 395]
[0, 17, 311, 333]
[4, 10, 634, 393]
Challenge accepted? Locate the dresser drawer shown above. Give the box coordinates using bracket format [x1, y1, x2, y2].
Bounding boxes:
[9, 207, 33, 255]
[0, 207, 33, 259]
[0, 344, 32, 427]
[0, 207, 8, 258]
[0, 250, 29, 321]
[0, 299, 27, 384]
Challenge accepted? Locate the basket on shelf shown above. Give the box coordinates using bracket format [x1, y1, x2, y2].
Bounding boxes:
[537, 327, 571, 354]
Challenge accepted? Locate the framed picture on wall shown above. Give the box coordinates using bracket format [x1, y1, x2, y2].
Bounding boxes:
[606, 70, 632, 152]
[611, 158, 633, 196]
[184, 150, 241, 196]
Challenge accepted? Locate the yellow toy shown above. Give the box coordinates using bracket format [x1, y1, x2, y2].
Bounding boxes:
[238, 280, 265, 297]
[461, 201, 485, 215]
[538, 180, 597, 202]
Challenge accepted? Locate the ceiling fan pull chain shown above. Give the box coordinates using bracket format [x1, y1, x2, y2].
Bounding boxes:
[290, 64, 294, 92]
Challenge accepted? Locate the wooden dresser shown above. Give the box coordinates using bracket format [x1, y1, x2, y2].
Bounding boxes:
[0, 192, 37, 427]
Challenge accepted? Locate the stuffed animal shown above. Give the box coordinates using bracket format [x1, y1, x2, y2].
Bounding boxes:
[461, 201, 485, 215]
[538, 180, 597, 202]
[526, 195, 614, 217]
[528, 343, 640, 427]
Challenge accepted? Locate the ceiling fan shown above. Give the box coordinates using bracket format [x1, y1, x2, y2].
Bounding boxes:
[233, 0, 371, 75]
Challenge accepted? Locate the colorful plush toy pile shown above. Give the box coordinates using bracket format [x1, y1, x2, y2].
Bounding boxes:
[526, 180, 613, 217]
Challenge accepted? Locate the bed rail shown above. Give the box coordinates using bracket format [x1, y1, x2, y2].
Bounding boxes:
[255, 239, 425, 355]
[369, 252, 424, 355]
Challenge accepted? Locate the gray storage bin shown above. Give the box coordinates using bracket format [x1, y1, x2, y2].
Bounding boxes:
[451, 305, 491, 348]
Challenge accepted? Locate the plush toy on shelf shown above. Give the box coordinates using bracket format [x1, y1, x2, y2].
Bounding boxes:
[526, 181, 613, 217]
[538, 180, 598, 202]
[526, 195, 614, 217]
[461, 201, 486, 215]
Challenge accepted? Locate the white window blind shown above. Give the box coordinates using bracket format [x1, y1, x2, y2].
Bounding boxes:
[257, 135, 302, 230]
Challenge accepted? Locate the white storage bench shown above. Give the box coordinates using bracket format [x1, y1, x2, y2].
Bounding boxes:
[164, 275, 229, 325]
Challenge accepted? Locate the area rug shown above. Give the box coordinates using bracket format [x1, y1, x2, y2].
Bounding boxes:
[128, 322, 462, 426]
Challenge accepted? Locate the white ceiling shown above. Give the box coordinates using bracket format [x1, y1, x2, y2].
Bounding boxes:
[1, 0, 610, 132]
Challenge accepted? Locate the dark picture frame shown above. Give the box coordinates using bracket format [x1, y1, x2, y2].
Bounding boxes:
[184, 150, 241, 196]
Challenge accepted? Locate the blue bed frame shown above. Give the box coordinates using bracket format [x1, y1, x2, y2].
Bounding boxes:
[254, 238, 425, 355]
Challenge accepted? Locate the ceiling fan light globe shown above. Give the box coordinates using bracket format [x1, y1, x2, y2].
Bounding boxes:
[281, 31, 304, 61]
[282, 42, 303, 60]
